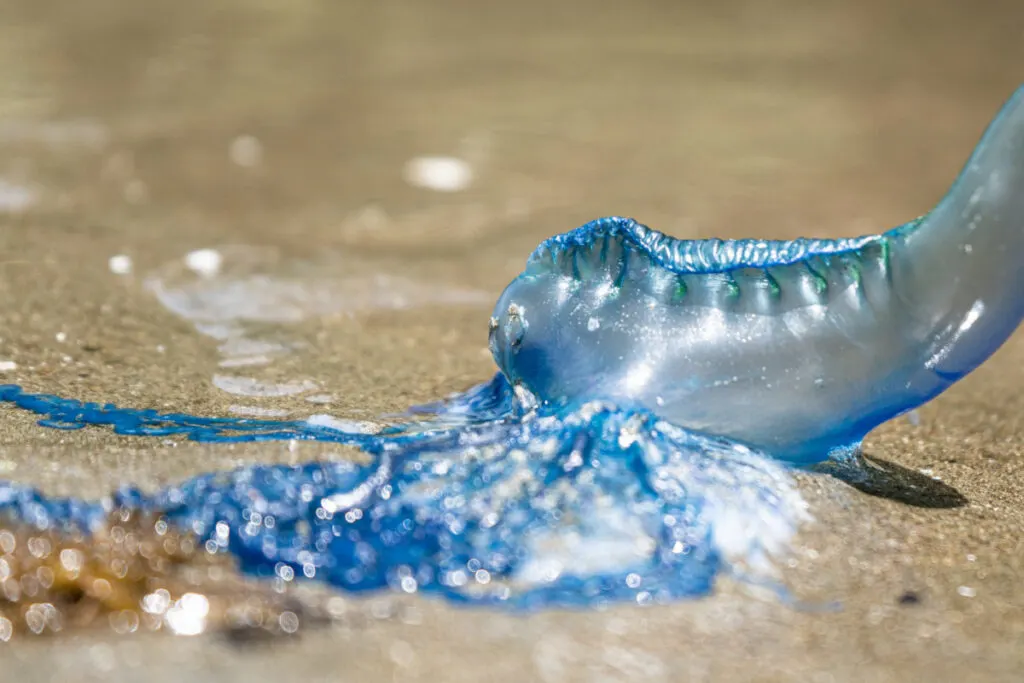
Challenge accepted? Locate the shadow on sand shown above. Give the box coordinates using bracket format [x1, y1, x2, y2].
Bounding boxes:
[813, 453, 968, 509]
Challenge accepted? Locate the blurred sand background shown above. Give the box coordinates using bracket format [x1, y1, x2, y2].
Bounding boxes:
[0, 0, 1022, 680]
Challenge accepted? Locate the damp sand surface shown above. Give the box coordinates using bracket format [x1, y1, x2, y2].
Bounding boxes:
[0, 0, 1023, 680]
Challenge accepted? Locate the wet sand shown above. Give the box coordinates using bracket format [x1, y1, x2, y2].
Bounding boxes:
[0, 0, 1023, 680]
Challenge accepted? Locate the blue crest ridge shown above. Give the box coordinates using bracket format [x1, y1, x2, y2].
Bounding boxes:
[528, 215, 920, 276]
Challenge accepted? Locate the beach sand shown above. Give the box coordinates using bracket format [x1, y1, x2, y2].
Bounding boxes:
[0, 0, 1022, 680]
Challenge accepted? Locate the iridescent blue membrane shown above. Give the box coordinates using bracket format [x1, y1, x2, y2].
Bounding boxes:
[0, 379, 804, 608]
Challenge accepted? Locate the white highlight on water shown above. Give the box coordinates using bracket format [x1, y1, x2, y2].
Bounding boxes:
[517, 509, 656, 585]
[184, 248, 223, 278]
[163, 593, 210, 636]
[146, 245, 490, 399]
[0, 180, 36, 213]
[228, 405, 291, 418]
[108, 254, 133, 275]
[149, 251, 489, 326]
[229, 135, 263, 168]
[218, 355, 273, 368]
[403, 156, 473, 192]
[212, 375, 317, 398]
[306, 414, 383, 434]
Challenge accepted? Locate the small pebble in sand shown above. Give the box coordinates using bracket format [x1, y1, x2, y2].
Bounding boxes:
[897, 591, 921, 605]
[185, 248, 223, 278]
[957, 585, 976, 598]
[402, 156, 473, 192]
[0, 361, 16, 372]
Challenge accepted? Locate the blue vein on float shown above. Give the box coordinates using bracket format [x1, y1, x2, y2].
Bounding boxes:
[1, 85, 1021, 609]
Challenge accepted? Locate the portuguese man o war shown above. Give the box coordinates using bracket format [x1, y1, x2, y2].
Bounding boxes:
[492, 85, 1024, 464]
[0, 87, 1022, 611]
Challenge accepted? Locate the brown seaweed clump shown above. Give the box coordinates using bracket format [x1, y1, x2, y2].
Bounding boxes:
[0, 508, 316, 641]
